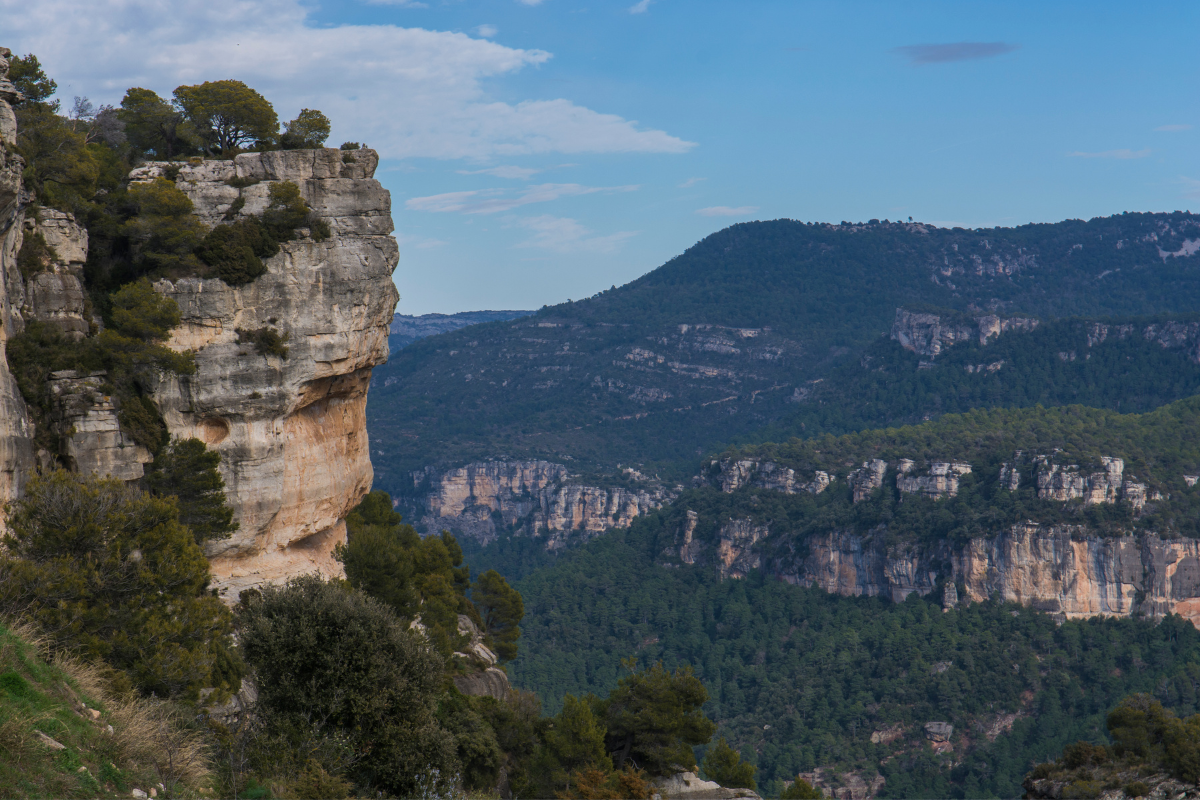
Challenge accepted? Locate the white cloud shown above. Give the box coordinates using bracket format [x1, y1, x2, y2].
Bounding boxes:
[629, 0, 652, 13]
[366, 0, 428, 6]
[407, 183, 638, 214]
[516, 215, 637, 253]
[696, 206, 759, 217]
[1156, 124, 1193, 132]
[395, 233, 448, 248]
[517, 0, 546, 5]
[458, 166, 543, 179]
[0, 0, 694, 160]
[1068, 149, 1151, 159]
[678, 177, 706, 188]
[473, 24, 499, 38]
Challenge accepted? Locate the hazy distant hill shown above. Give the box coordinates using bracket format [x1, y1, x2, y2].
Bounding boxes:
[367, 212, 1200, 495]
[388, 310, 533, 348]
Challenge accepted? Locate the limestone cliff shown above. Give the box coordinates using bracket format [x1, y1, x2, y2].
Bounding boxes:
[133, 149, 399, 597]
[412, 460, 680, 546]
[0, 48, 36, 522]
[891, 307, 1038, 358]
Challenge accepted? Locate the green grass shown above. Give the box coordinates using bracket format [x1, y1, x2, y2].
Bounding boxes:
[0, 619, 208, 799]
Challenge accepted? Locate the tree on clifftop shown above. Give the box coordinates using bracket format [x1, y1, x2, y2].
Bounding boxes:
[280, 108, 331, 149]
[173, 80, 277, 154]
[119, 87, 194, 159]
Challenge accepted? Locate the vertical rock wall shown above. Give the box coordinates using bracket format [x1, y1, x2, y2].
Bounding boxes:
[0, 48, 36, 523]
[143, 149, 399, 598]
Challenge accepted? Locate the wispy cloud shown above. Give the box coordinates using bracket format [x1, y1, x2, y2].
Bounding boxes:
[1181, 178, 1200, 200]
[893, 42, 1019, 66]
[629, 0, 652, 13]
[459, 166, 542, 179]
[395, 233, 448, 248]
[1156, 124, 1193, 133]
[517, 215, 637, 253]
[516, 0, 546, 5]
[408, 183, 639, 214]
[1068, 149, 1151, 160]
[473, 24, 498, 38]
[678, 177, 706, 188]
[0, 0, 694, 160]
[696, 206, 759, 217]
[367, 0, 428, 6]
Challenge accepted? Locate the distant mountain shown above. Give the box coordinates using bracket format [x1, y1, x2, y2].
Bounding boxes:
[367, 213, 1200, 496]
[388, 310, 534, 348]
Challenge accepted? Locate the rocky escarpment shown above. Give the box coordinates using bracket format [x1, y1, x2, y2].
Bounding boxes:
[693, 452, 1200, 625]
[0, 49, 37, 523]
[411, 460, 680, 547]
[891, 307, 1038, 358]
[128, 149, 399, 597]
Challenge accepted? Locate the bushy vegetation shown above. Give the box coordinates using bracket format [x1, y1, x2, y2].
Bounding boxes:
[1025, 695, 1200, 798]
[144, 437, 239, 544]
[0, 470, 240, 702]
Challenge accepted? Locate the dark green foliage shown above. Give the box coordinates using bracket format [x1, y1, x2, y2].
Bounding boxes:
[260, 180, 312, 241]
[118, 393, 167, 453]
[145, 438, 238, 544]
[703, 737, 757, 789]
[599, 659, 717, 775]
[109, 276, 181, 341]
[335, 492, 475, 658]
[367, 214, 1200, 496]
[530, 693, 614, 797]
[472, 569, 524, 661]
[437, 688, 506, 791]
[780, 777, 824, 799]
[235, 326, 289, 358]
[339, 141, 361, 150]
[236, 576, 458, 796]
[8, 53, 58, 110]
[195, 218, 276, 285]
[280, 109, 331, 149]
[16, 229, 56, 278]
[122, 179, 207, 276]
[172, 80, 278, 154]
[1107, 695, 1200, 783]
[479, 520, 1200, 795]
[0, 470, 241, 701]
[118, 87, 194, 159]
[15, 103, 100, 212]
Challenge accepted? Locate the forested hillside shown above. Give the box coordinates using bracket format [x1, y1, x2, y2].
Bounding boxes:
[485, 524, 1200, 798]
[368, 214, 1200, 492]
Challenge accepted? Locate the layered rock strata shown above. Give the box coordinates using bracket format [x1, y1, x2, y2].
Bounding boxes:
[699, 521, 1200, 625]
[891, 308, 1038, 358]
[48, 371, 152, 480]
[0, 48, 36, 522]
[414, 460, 679, 546]
[138, 148, 399, 597]
[21, 209, 90, 340]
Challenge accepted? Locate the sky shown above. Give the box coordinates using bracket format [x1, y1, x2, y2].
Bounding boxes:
[3, 1, 1198, 314]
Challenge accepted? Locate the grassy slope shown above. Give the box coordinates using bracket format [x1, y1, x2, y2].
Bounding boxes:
[0, 620, 209, 799]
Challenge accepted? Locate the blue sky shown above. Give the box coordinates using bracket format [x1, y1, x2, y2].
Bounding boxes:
[4, 1, 1198, 313]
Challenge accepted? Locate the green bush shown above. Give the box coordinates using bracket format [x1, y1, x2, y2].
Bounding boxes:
[235, 326, 289, 358]
[702, 737, 756, 790]
[780, 777, 824, 799]
[195, 217, 276, 286]
[145, 437, 238, 544]
[236, 576, 459, 796]
[0, 470, 241, 701]
[16, 229, 57, 278]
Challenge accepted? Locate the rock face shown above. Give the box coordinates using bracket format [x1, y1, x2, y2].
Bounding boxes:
[21, 209, 90, 340]
[896, 460, 972, 499]
[451, 614, 511, 701]
[891, 308, 1038, 358]
[413, 460, 679, 546]
[48, 371, 152, 480]
[652, 772, 761, 800]
[714, 458, 829, 495]
[760, 522, 1200, 625]
[0, 48, 36, 524]
[139, 148, 399, 597]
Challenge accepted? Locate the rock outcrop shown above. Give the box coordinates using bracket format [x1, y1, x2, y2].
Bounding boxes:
[452, 615, 511, 701]
[20, 209, 90, 340]
[891, 308, 1038, 358]
[714, 458, 829, 495]
[652, 772, 761, 800]
[48, 371, 152, 481]
[0, 48, 36, 523]
[896, 460, 972, 499]
[413, 460, 679, 546]
[760, 523, 1200, 625]
[131, 148, 399, 597]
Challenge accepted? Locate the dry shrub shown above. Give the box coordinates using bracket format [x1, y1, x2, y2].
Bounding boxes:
[108, 697, 212, 786]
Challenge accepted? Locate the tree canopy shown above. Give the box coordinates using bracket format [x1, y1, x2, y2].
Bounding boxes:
[172, 80, 278, 154]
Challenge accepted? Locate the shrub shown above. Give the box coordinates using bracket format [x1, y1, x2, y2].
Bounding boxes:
[195, 217, 276, 286]
[702, 737, 756, 790]
[235, 326, 289, 359]
[0, 470, 241, 701]
[781, 777, 824, 799]
[16, 229, 57, 278]
[110, 277, 181, 342]
[236, 576, 459, 796]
